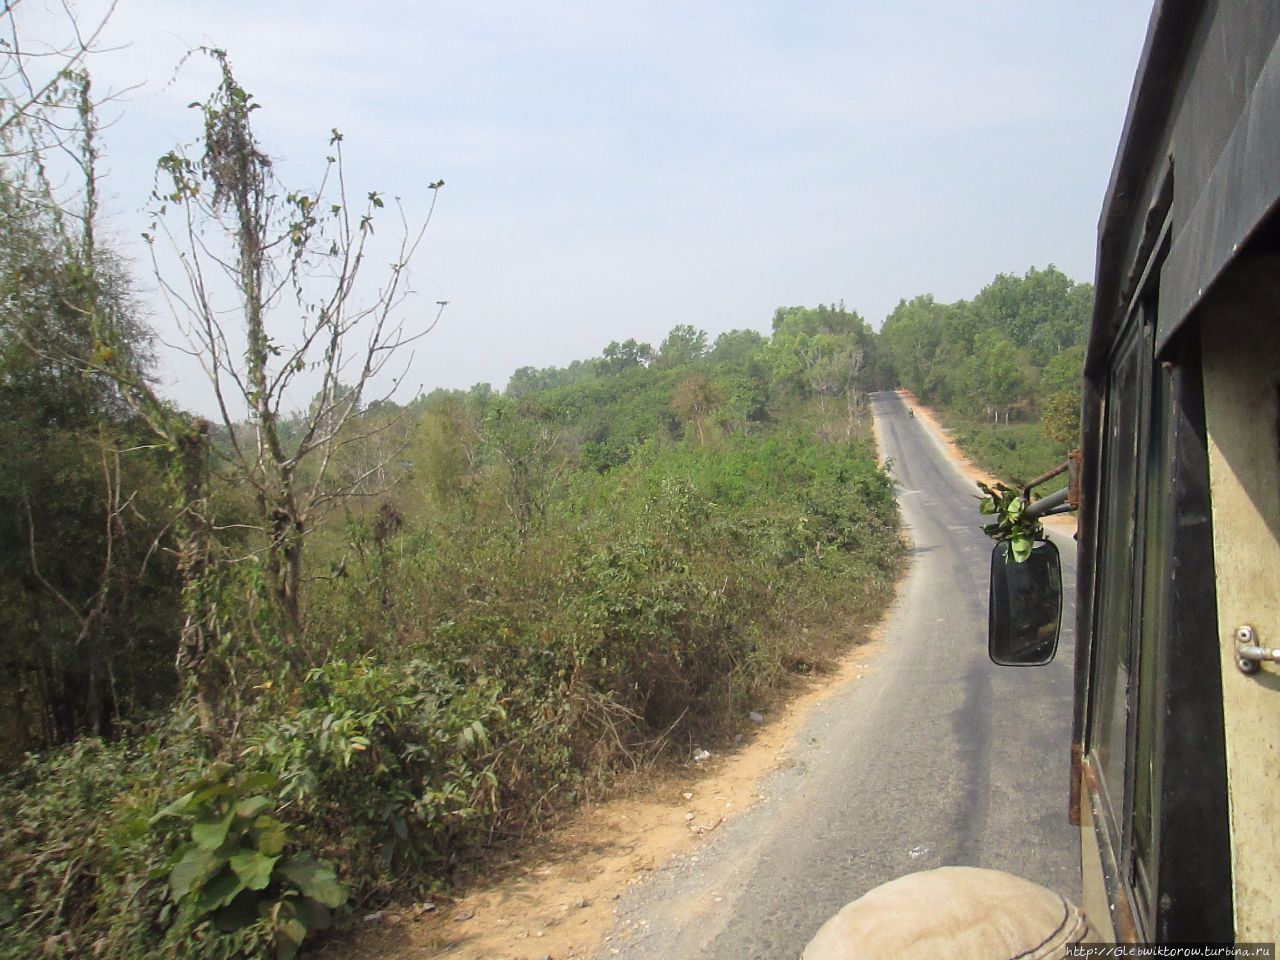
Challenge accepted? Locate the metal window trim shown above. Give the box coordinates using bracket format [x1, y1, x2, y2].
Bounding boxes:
[1084, 758, 1145, 943]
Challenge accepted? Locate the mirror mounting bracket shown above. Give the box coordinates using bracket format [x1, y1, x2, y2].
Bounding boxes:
[1022, 450, 1083, 520]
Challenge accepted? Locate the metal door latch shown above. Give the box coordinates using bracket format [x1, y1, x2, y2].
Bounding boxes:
[1235, 625, 1280, 674]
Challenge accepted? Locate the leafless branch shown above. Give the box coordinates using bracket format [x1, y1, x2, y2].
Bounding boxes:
[1, 0, 118, 149]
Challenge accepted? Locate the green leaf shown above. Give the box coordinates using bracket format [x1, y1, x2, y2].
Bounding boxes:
[192, 807, 236, 850]
[976, 476, 1046, 560]
[277, 915, 307, 946]
[187, 781, 233, 809]
[230, 849, 279, 891]
[203, 760, 234, 783]
[237, 771, 278, 794]
[173, 767, 223, 797]
[278, 853, 348, 908]
[235, 795, 272, 820]
[297, 896, 333, 932]
[271, 900, 308, 960]
[150, 790, 197, 824]
[253, 815, 288, 856]
[169, 845, 217, 901]
[196, 866, 245, 912]
[275, 922, 306, 960]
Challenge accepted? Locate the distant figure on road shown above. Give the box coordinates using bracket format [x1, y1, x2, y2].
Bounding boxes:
[908, 408, 915, 418]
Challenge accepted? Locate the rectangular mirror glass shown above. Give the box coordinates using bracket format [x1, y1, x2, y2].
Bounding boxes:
[988, 539, 1062, 666]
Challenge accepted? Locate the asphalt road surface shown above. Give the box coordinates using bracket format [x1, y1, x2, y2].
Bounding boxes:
[598, 391, 1079, 959]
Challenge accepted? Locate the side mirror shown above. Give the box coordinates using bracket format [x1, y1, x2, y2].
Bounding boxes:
[988, 539, 1062, 666]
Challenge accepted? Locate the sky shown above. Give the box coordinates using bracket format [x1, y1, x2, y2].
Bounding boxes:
[27, 1, 1154, 414]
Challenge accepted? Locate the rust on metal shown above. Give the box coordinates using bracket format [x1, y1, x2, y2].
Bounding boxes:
[1067, 449, 1083, 510]
[1069, 742, 1083, 827]
[1083, 762, 1143, 943]
[1023, 460, 1069, 496]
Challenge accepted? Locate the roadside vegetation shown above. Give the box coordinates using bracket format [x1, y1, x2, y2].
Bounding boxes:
[877, 267, 1088, 489]
[0, 37, 900, 953]
[1, 12, 1088, 958]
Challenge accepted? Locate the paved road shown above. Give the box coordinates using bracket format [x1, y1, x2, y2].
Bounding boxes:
[598, 391, 1079, 959]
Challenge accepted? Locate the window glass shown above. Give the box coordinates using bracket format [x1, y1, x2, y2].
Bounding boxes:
[1091, 322, 1144, 837]
[1088, 294, 1170, 934]
[1133, 308, 1170, 924]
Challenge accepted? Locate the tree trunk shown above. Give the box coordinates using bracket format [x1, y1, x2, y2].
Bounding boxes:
[266, 504, 306, 652]
[173, 421, 221, 740]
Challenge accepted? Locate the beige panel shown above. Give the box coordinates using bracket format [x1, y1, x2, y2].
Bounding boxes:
[1200, 258, 1280, 943]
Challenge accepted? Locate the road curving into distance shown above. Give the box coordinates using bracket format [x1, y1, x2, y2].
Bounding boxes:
[598, 390, 1079, 959]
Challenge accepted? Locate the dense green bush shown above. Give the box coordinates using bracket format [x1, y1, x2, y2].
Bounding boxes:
[0, 722, 206, 959]
[950, 419, 1070, 491]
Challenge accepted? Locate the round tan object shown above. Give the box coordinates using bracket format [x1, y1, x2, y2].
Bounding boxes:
[802, 867, 1091, 960]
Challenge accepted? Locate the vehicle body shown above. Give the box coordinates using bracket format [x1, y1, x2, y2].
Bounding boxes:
[991, 0, 1280, 943]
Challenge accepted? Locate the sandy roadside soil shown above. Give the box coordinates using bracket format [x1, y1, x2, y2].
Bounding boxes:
[321, 392, 1069, 960]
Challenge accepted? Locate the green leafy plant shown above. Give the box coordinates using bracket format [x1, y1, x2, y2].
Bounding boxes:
[151, 762, 348, 959]
[977, 480, 1044, 562]
[950, 420, 1070, 491]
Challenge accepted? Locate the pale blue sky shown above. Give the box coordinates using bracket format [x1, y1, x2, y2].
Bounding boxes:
[57, 1, 1153, 412]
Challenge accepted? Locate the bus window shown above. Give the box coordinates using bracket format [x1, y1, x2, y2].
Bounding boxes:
[1132, 316, 1171, 927]
[1087, 284, 1173, 934]
[1090, 316, 1145, 844]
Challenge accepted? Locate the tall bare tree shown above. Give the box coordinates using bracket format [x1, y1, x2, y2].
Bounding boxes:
[140, 49, 445, 650]
[5, 33, 443, 728]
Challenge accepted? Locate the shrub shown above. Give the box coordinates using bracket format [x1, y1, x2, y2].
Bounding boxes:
[950, 419, 1070, 491]
[0, 722, 205, 959]
[151, 763, 348, 960]
[1, 421, 903, 959]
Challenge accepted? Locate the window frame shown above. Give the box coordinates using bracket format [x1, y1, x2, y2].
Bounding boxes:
[1084, 250, 1169, 938]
